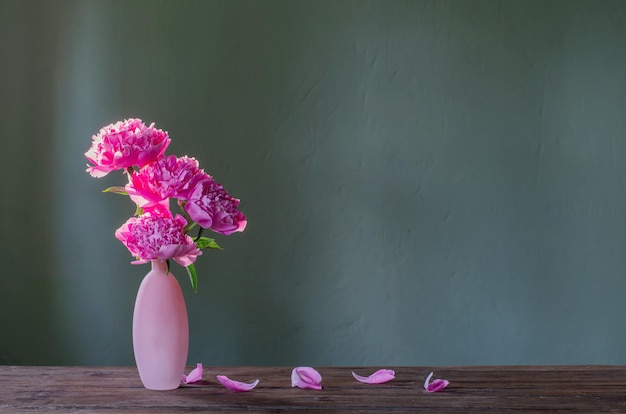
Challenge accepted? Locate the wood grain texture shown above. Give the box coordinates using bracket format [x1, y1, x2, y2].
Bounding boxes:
[1, 366, 625, 413]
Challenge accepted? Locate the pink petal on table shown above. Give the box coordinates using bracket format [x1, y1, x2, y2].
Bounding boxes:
[217, 375, 259, 392]
[182, 363, 203, 384]
[352, 369, 395, 384]
[424, 371, 449, 392]
[291, 367, 322, 390]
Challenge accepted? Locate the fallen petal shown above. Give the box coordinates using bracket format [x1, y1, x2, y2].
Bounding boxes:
[217, 375, 259, 392]
[291, 367, 322, 390]
[352, 369, 395, 384]
[424, 371, 450, 392]
[182, 363, 203, 384]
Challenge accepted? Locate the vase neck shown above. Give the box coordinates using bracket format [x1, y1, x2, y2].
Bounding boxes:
[151, 260, 168, 275]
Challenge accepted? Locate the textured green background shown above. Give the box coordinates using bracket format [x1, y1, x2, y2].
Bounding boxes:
[1, 0, 626, 366]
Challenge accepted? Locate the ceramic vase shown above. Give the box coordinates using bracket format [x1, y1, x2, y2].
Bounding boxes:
[132, 260, 189, 390]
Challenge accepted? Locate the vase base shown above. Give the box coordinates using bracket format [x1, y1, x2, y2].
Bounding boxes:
[141, 382, 181, 391]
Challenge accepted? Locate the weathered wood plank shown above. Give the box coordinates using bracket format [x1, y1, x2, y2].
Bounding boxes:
[1, 366, 625, 413]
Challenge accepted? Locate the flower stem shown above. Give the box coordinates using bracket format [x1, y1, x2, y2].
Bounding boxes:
[178, 199, 197, 234]
[185, 221, 197, 234]
[195, 227, 204, 241]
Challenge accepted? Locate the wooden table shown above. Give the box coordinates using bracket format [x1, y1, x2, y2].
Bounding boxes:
[1, 365, 625, 413]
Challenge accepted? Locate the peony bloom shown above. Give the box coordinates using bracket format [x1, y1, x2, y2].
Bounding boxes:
[85, 118, 170, 177]
[115, 210, 201, 266]
[184, 179, 247, 235]
[126, 155, 207, 208]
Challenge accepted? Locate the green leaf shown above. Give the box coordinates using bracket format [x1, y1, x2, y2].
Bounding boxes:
[195, 237, 222, 250]
[185, 263, 198, 293]
[134, 205, 144, 217]
[102, 186, 128, 195]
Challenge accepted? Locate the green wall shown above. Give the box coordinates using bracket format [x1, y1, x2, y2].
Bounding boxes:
[1, 0, 626, 366]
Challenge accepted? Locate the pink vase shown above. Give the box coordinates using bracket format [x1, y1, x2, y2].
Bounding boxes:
[133, 260, 189, 390]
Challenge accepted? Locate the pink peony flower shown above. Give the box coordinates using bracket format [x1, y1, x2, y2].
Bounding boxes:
[85, 118, 170, 177]
[115, 210, 201, 266]
[184, 179, 247, 235]
[126, 155, 208, 208]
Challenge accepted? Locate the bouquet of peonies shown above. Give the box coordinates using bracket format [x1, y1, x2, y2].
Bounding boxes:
[85, 118, 246, 291]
